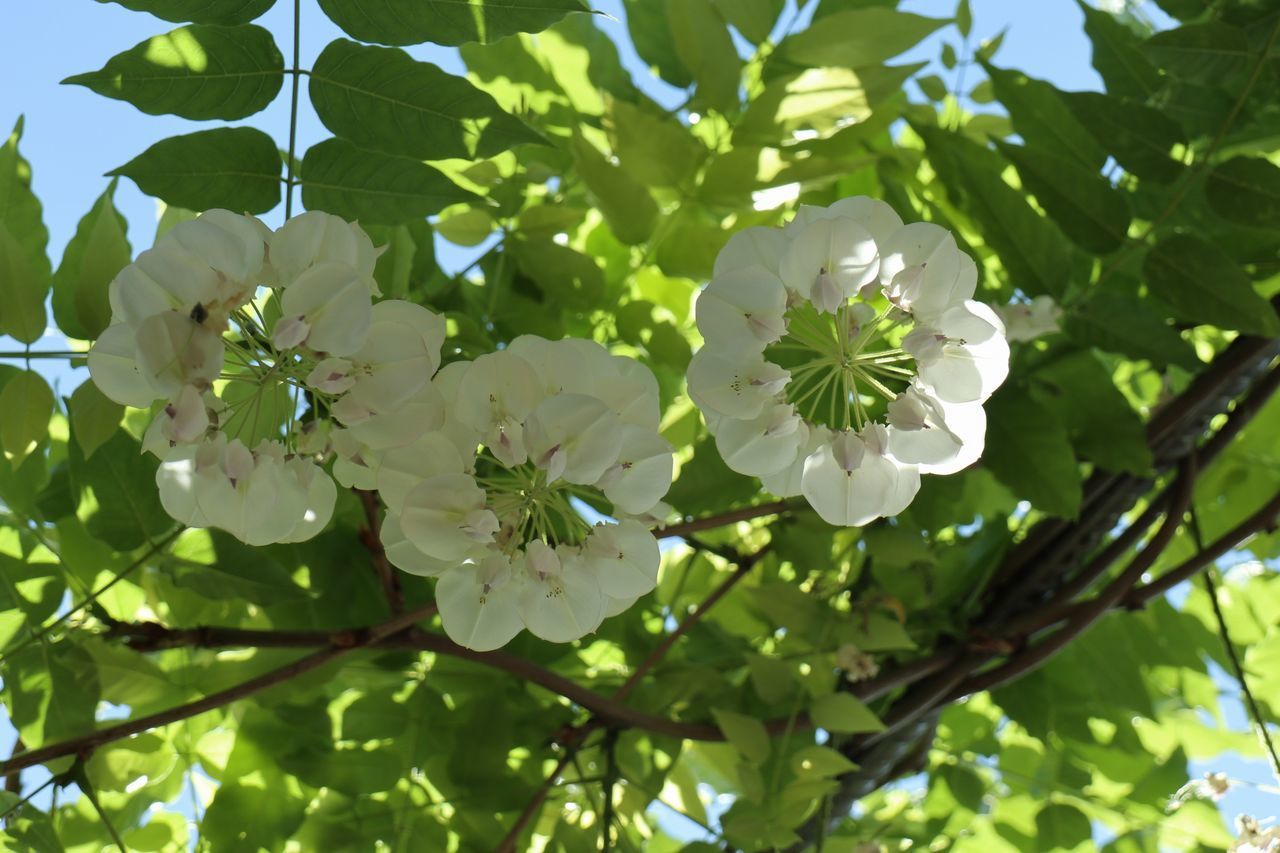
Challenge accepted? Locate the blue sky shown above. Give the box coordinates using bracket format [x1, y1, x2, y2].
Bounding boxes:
[3, 0, 1275, 844]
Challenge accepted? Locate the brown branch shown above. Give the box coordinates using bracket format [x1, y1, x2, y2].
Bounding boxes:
[656, 499, 797, 540]
[357, 489, 402, 616]
[0, 601, 440, 779]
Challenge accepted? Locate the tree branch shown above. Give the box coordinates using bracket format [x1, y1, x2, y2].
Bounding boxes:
[656, 499, 798, 540]
[0, 601, 440, 779]
[357, 489, 403, 616]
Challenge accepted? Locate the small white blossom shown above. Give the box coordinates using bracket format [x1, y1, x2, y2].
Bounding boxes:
[997, 295, 1062, 342]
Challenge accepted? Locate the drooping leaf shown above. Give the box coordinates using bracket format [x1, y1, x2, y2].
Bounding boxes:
[712, 708, 772, 763]
[109, 126, 282, 213]
[980, 61, 1107, 170]
[1205, 156, 1280, 229]
[810, 692, 885, 734]
[916, 124, 1074, 298]
[623, 0, 693, 87]
[1143, 234, 1280, 336]
[570, 135, 657, 245]
[315, 0, 590, 46]
[51, 181, 131, 341]
[63, 24, 284, 120]
[1144, 20, 1254, 84]
[299, 137, 477, 224]
[0, 223, 48, 344]
[778, 8, 947, 68]
[0, 371, 53, 469]
[995, 140, 1132, 254]
[1075, 0, 1162, 99]
[1061, 91, 1186, 184]
[982, 389, 1082, 519]
[1064, 286, 1199, 370]
[3, 642, 99, 748]
[68, 381, 124, 461]
[713, 0, 783, 43]
[93, 0, 276, 24]
[309, 39, 544, 161]
[606, 97, 704, 189]
[67, 420, 172, 550]
[670, 0, 742, 113]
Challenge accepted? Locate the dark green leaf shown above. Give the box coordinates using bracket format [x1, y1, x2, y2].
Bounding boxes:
[1035, 803, 1093, 851]
[1061, 91, 1186, 184]
[1076, 0, 1162, 99]
[1030, 351, 1153, 475]
[316, 0, 589, 46]
[309, 39, 544, 161]
[980, 61, 1107, 170]
[1205, 156, 1280, 229]
[956, 0, 972, 37]
[570, 135, 657, 245]
[712, 708, 772, 763]
[779, 8, 947, 68]
[810, 692, 885, 734]
[94, 0, 275, 24]
[670, 0, 742, 113]
[299, 137, 476, 224]
[1145, 21, 1253, 83]
[51, 181, 131, 341]
[0, 224, 48, 344]
[68, 381, 123, 461]
[713, 0, 783, 43]
[917, 73, 948, 101]
[1064, 286, 1199, 369]
[109, 126, 282, 213]
[917, 124, 1074, 297]
[983, 389, 1082, 518]
[1143, 234, 1280, 336]
[624, 0, 693, 87]
[67, 422, 172, 550]
[63, 24, 283, 121]
[995, 140, 1132, 254]
[0, 371, 53, 469]
[509, 238, 604, 309]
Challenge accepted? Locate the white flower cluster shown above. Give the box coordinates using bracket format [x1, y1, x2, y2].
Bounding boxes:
[687, 197, 1010, 527]
[372, 337, 675, 651]
[87, 209, 442, 545]
[87, 212, 677, 651]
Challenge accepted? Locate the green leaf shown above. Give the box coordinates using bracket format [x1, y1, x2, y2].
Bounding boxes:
[51, 182, 131, 341]
[1029, 351, 1154, 475]
[94, 0, 276, 24]
[1061, 91, 1186, 184]
[1075, 0, 1162, 99]
[916, 124, 1074, 298]
[1035, 803, 1093, 852]
[0, 371, 53, 469]
[68, 381, 123, 462]
[1205, 156, 1280, 229]
[606, 98, 704, 188]
[983, 389, 1082, 518]
[0, 223, 48, 344]
[791, 745, 857, 778]
[3, 642, 99, 747]
[508, 239, 604, 309]
[315, 0, 589, 46]
[712, 708, 772, 763]
[810, 692, 885, 734]
[309, 39, 543, 161]
[917, 73, 948, 101]
[1066, 287, 1197, 371]
[109, 126, 282, 213]
[67, 422, 172, 550]
[624, 0, 693, 87]
[779, 8, 947, 68]
[713, 0, 783, 43]
[64, 24, 283, 121]
[570, 135, 657, 245]
[995, 140, 1132, 254]
[980, 61, 1107, 170]
[670, 0, 742, 113]
[300, 138, 475, 224]
[735, 67, 879, 145]
[956, 0, 972, 37]
[1144, 21, 1253, 84]
[1143, 234, 1280, 336]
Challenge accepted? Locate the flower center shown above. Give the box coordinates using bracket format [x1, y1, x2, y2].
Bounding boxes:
[475, 459, 592, 552]
[764, 299, 917, 430]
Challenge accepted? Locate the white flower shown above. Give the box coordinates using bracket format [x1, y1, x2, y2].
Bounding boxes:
[582, 519, 660, 599]
[435, 552, 526, 651]
[267, 210, 380, 288]
[715, 401, 808, 477]
[274, 262, 374, 355]
[997, 295, 1061, 342]
[453, 350, 542, 467]
[906, 302, 1010, 404]
[787, 197, 905, 249]
[687, 348, 790, 420]
[695, 266, 788, 354]
[596, 426, 674, 515]
[779, 217, 880, 308]
[879, 223, 976, 322]
[132, 310, 223, 397]
[399, 472, 499, 562]
[87, 323, 156, 408]
[886, 382, 986, 475]
[802, 425, 920, 527]
[714, 226, 790, 276]
[518, 541, 606, 643]
[524, 393, 622, 485]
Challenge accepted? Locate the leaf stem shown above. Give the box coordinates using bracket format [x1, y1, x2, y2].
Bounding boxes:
[284, 0, 302, 218]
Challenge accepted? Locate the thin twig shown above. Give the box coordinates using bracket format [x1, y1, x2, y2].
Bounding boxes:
[357, 489, 402, 615]
[284, 0, 301, 218]
[656, 500, 797, 540]
[601, 727, 620, 852]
